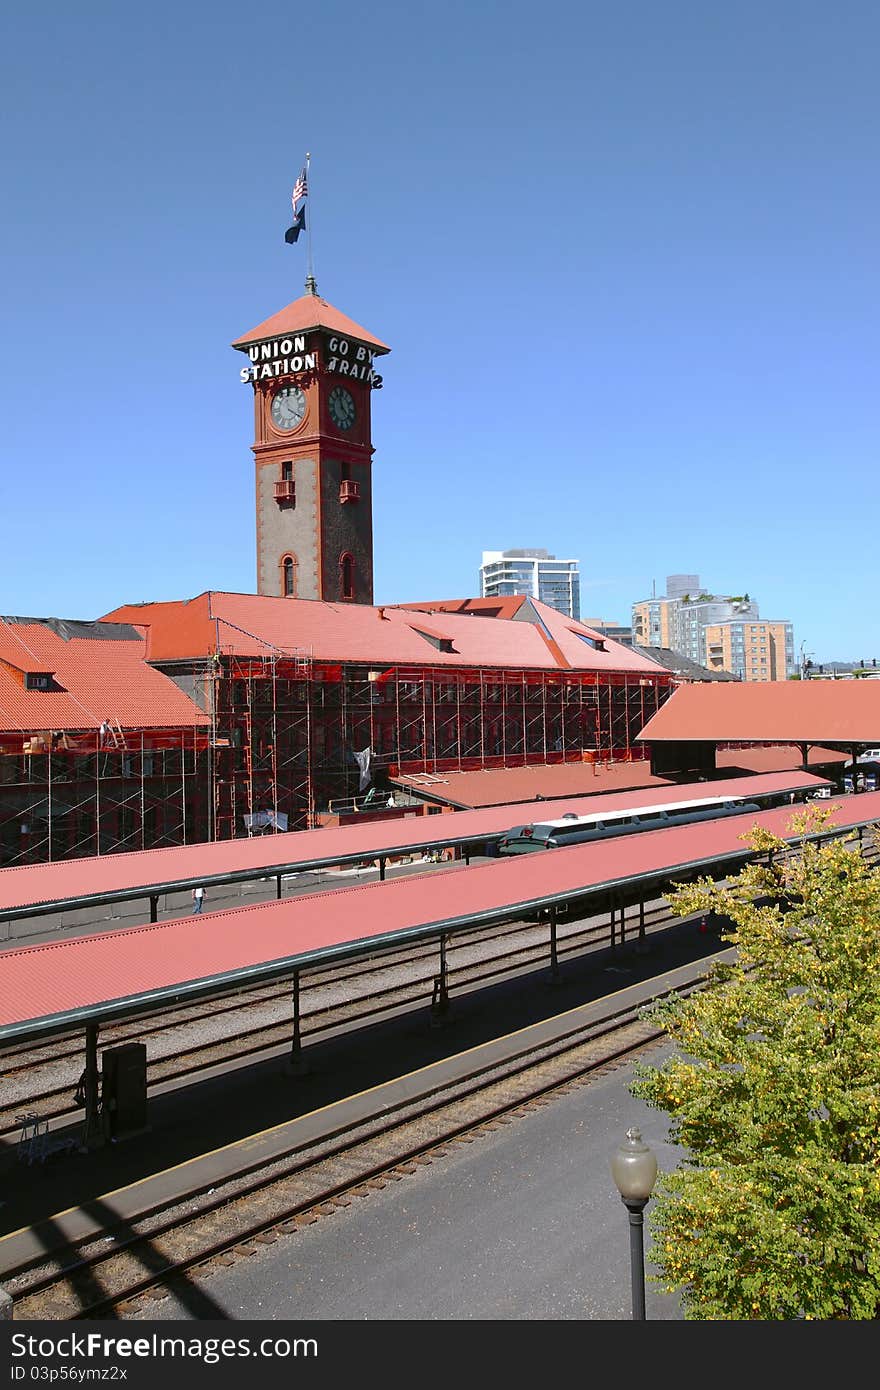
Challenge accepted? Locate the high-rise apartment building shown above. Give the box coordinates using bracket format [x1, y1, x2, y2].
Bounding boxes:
[480, 549, 580, 620]
[632, 575, 794, 681]
[631, 597, 674, 649]
[673, 594, 760, 664]
[703, 619, 795, 682]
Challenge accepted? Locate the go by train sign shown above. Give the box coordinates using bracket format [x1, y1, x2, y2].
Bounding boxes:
[238, 332, 383, 388]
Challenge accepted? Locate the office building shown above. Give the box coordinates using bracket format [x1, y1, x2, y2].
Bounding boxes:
[480, 550, 580, 620]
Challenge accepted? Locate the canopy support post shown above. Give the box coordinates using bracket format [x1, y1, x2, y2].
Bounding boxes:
[283, 970, 308, 1076]
[430, 933, 451, 1026]
[79, 1022, 104, 1151]
[549, 903, 561, 984]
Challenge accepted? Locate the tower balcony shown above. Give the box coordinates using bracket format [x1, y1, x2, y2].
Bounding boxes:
[274, 481, 296, 503]
[339, 479, 361, 503]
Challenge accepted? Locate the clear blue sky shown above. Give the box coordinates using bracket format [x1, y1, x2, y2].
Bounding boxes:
[1, 1, 877, 663]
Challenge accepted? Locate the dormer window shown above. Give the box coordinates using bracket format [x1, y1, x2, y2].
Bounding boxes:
[409, 626, 455, 654]
[25, 672, 53, 691]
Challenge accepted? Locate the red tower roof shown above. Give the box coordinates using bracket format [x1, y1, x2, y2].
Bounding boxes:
[232, 293, 390, 353]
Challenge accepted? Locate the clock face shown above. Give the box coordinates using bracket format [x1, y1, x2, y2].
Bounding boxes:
[270, 385, 306, 431]
[328, 386, 356, 431]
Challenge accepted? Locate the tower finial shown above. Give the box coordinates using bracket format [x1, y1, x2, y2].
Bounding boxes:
[304, 273, 318, 296]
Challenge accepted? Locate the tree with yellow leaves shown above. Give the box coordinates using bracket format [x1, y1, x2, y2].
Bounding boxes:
[631, 805, 880, 1319]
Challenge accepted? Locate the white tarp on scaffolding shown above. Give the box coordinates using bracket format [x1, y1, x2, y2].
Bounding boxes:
[353, 747, 372, 790]
[243, 809, 289, 833]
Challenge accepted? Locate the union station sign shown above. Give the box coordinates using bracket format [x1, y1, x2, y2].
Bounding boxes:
[239, 332, 383, 388]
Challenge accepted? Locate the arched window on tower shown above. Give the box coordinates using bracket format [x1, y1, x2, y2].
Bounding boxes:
[281, 554, 297, 598]
[340, 552, 355, 601]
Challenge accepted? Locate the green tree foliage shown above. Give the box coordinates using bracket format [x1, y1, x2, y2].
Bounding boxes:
[631, 807, 880, 1319]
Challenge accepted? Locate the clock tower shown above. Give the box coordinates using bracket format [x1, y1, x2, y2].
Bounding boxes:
[232, 282, 390, 602]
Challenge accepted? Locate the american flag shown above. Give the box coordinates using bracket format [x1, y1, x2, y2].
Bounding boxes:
[291, 167, 308, 207]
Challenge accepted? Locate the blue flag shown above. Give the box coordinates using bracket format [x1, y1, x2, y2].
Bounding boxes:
[284, 205, 306, 245]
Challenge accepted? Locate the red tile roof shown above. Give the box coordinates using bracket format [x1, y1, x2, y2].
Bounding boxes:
[0, 619, 209, 734]
[232, 294, 390, 352]
[102, 593, 668, 675]
[639, 681, 880, 745]
[0, 625, 56, 674]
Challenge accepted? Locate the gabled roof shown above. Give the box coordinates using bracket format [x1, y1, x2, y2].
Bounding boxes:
[102, 593, 670, 676]
[639, 681, 880, 745]
[0, 618, 209, 734]
[232, 294, 390, 353]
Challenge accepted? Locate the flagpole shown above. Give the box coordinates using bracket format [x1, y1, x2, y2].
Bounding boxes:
[305, 151, 317, 295]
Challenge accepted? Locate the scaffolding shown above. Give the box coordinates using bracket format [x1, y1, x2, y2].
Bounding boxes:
[0, 654, 673, 863]
[0, 725, 211, 867]
[210, 648, 315, 842]
[203, 659, 673, 838]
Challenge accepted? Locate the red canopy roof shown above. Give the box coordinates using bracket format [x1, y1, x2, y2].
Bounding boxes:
[716, 745, 848, 774]
[0, 791, 875, 1041]
[639, 681, 880, 746]
[0, 771, 827, 916]
[391, 761, 834, 809]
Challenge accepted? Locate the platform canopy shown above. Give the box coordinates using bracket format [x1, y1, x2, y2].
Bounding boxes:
[389, 762, 831, 810]
[639, 681, 880, 747]
[1, 789, 874, 1045]
[0, 772, 828, 920]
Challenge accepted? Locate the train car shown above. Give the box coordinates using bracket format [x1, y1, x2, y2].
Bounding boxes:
[496, 795, 763, 855]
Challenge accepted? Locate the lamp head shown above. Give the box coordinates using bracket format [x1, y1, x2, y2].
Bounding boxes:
[610, 1126, 658, 1201]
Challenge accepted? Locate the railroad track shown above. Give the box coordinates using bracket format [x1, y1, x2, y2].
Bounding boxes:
[0, 903, 667, 1075]
[6, 829, 874, 1320]
[0, 899, 680, 1134]
[3, 951, 725, 1321]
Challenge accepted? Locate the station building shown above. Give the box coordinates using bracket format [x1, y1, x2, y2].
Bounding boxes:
[0, 286, 673, 866]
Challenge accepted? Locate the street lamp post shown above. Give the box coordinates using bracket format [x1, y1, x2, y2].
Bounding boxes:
[611, 1126, 658, 1320]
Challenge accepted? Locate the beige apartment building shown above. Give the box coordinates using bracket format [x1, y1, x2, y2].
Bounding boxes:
[632, 575, 794, 681]
[704, 619, 792, 682]
[631, 597, 674, 649]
